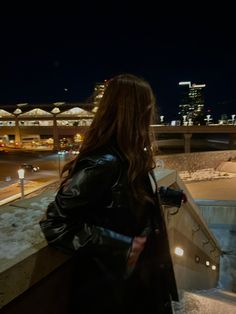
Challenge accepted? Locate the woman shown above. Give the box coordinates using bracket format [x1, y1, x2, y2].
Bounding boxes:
[40, 74, 182, 313]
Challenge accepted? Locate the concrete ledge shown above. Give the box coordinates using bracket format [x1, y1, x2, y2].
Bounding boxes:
[0, 244, 70, 309]
[0, 168, 222, 311]
[155, 150, 236, 172]
[0, 179, 58, 206]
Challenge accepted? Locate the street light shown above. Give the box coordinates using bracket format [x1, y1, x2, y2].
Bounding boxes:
[17, 168, 25, 199]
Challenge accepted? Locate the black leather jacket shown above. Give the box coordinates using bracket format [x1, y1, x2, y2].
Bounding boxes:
[40, 144, 179, 303]
[42, 145, 153, 246]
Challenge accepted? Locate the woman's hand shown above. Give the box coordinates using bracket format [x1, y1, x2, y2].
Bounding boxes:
[127, 236, 147, 269]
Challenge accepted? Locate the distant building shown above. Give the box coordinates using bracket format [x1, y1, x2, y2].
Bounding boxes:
[92, 81, 107, 112]
[178, 81, 206, 125]
[0, 102, 94, 150]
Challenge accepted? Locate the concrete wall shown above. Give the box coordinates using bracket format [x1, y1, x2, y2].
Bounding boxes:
[0, 251, 74, 314]
[196, 199, 236, 292]
[152, 169, 221, 291]
[156, 150, 236, 172]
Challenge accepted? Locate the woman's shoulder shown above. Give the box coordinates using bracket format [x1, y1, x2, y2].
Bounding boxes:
[69, 145, 126, 184]
[80, 144, 126, 166]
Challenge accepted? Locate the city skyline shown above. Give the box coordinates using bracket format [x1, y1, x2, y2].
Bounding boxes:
[0, 10, 235, 121]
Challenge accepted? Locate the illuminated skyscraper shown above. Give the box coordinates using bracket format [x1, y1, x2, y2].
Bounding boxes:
[92, 81, 107, 112]
[178, 81, 206, 125]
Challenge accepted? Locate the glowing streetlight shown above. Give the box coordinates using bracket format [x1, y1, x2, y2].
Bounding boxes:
[17, 168, 25, 199]
[205, 260, 210, 267]
[232, 114, 236, 125]
[183, 115, 187, 126]
[174, 246, 184, 256]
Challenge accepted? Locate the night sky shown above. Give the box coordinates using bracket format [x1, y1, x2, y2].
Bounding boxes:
[0, 7, 235, 121]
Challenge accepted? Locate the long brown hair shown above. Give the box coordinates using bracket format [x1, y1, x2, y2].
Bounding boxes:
[62, 74, 157, 203]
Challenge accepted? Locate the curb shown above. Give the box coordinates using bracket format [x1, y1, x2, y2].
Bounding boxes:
[0, 179, 59, 206]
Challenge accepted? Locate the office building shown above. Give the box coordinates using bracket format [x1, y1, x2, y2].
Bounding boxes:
[178, 81, 206, 125]
[92, 81, 107, 112]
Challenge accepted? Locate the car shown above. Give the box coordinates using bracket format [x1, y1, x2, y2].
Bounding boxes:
[20, 163, 40, 172]
[57, 150, 69, 155]
[71, 150, 80, 155]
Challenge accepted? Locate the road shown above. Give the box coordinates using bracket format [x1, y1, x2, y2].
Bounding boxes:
[0, 150, 74, 183]
[0, 150, 75, 202]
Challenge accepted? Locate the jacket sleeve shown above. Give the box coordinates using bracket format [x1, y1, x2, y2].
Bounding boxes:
[40, 214, 132, 260]
[40, 156, 133, 260]
[54, 157, 117, 219]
